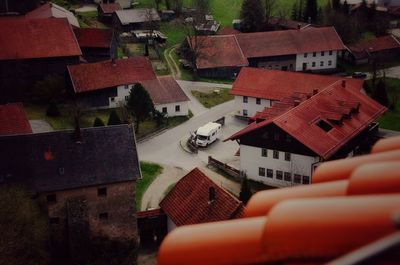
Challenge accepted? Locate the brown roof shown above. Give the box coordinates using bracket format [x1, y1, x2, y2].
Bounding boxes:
[0, 103, 32, 136]
[99, 3, 122, 14]
[236, 26, 345, 58]
[231, 67, 364, 100]
[73, 28, 113, 48]
[141, 77, 189, 105]
[217, 27, 241, 35]
[189, 35, 248, 69]
[68, 57, 156, 93]
[0, 17, 81, 60]
[159, 168, 244, 226]
[346, 35, 400, 60]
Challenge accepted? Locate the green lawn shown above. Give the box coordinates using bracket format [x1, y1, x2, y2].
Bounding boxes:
[191, 88, 234, 108]
[366, 77, 400, 131]
[137, 162, 163, 211]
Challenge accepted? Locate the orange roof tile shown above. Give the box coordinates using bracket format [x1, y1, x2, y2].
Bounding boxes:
[73, 28, 113, 48]
[159, 168, 244, 226]
[0, 103, 32, 135]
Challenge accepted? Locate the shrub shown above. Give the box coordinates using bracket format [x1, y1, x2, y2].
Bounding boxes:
[46, 102, 61, 117]
[93, 117, 105, 127]
[107, 109, 122, 125]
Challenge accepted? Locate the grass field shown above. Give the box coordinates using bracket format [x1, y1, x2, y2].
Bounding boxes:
[191, 88, 234, 108]
[137, 162, 163, 210]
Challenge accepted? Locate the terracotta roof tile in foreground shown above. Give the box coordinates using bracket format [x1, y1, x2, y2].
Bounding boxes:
[0, 17, 81, 60]
[73, 28, 113, 48]
[0, 103, 32, 136]
[230, 67, 364, 100]
[68, 57, 156, 93]
[141, 76, 189, 105]
[159, 168, 244, 226]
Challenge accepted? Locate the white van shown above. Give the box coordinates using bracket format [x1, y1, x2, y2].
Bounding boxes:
[195, 122, 222, 147]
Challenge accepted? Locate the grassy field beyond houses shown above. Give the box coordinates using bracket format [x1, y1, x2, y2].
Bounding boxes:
[192, 88, 234, 108]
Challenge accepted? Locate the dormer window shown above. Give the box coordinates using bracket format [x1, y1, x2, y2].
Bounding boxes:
[316, 120, 333, 132]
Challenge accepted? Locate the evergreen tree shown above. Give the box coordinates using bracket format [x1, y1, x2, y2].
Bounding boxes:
[46, 102, 60, 117]
[291, 2, 299, 20]
[240, 0, 265, 32]
[373, 79, 389, 107]
[239, 174, 252, 204]
[93, 117, 105, 127]
[304, 0, 318, 23]
[332, 0, 341, 10]
[126, 83, 155, 133]
[107, 109, 122, 126]
[342, 0, 350, 14]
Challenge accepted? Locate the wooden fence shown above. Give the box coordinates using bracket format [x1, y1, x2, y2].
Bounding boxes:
[208, 156, 240, 179]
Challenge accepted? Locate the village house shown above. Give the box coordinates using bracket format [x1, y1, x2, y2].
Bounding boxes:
[74, 28, 117, 62]
[342, 35, 400, 64]
[0, 17, 81, 103]
[0, 125, 140, 263]
[226, 80, 386, 188]
[230, 67, 364, 117]
[25, 2, 80, 28]
[159, 168, 244, 232]
[0, 103, 32, 136]
[98, 2, 122, 23]
[188, 26, 345, 78]
[113, 8, 160, 32]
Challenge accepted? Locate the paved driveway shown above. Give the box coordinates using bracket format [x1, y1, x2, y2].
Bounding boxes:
[29, 120, 53, 133]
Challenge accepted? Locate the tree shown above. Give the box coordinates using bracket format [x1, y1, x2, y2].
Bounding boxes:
[240, 0, 265, 32]
[332, 0, 341, 11]
[46, 102, 60, 117]
[126, 83, 155, 133]
[107, 109, 122, 125]
[93, 117, 105, 127]
[373, 78, 389, 107]
[33, 74, 65, 103]
[291, 2, 299, 20]
[194, 0, 210, 19]
[239, 174, 252, 204]
[169, 0, 183, 16]
[342, 0, 350, 14]
[265, 0, 277, 26]
[0, 186, 49, 265]
[154, 0, 162, 11]
[153, 109, 167, 126]
[303, 0, 318, 23]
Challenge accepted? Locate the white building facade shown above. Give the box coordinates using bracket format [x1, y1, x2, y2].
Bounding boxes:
[240, 144, 320, 188]
[295, 50, 338, 71]
[234, 95, 273, 117]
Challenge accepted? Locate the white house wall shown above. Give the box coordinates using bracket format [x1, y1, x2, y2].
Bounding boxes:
[234, 95, 272, 117]
[240, 144, 320, 188]
[155, 101, 189, 117]
[295, 50, 338, 71]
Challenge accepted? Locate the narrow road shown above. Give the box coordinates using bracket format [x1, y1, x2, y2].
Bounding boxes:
[163, 45, 181, 79]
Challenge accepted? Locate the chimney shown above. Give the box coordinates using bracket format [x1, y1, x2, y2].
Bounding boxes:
[313, 89, 318, 95]
[342, 80, 346, 88]
[208, 187, 216, 204]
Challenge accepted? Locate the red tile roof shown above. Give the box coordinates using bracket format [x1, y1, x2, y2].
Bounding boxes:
[346, 35, 400, 59]
[141, 77, 189, 105]
[231, 67, 364, 100]
[25, 2, 80, 28]
[68, 57, 157, 93]
[0, 17, 81, 60]
[189, 35, 248, 69]
[228, 80, 386, 159]
[73, 28, 113, 48]
[159, 168, 244, 226]
[236, 26, 345, 58]
[217, 27, 241, 35]
[0, 103, 32, 135]
[99, 3, 122, 14]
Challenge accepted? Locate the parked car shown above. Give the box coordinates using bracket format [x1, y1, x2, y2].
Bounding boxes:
[352, 72, 367, 79]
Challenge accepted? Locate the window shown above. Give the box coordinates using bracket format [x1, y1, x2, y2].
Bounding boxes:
[313, 52, 316, 57]
[261, 148, 267, 157]
[256, 98, 261, 105]
[125, 95, 129, 101]
[98, 187, 107, 197]
[328, 60, 332, 66]
[312, 62, 316, 67]
[175, 105, 180, 112]
[243, 96, 248, 103]
[286, 134, 292, 143]
[124, 84, 129, 89]
[162, 107, 167, 113]
[303, 175, 310, 184]
[110, 97, 115, 102]
[99, 212, 108, 220]
[276, 170, 283, 180]
[243, 109, 248, 116]
[274, 132, 279, 141]
[267, 169, 273, 178]
[329, 50, 333, 55]
[273, 150, 279, 159]
[49, 217, 60, 224]
[294, 174, 302, 183]
[284, 152, 291, 161]
[320, 61, 324, 66]
[258, 167, 265, 177]
[284, 172, 292, 182]
[304, 53, 308, 58]
[321, 51, 325, 56]
[317, 120, 333, 132]
[47, 194, 57, 203]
